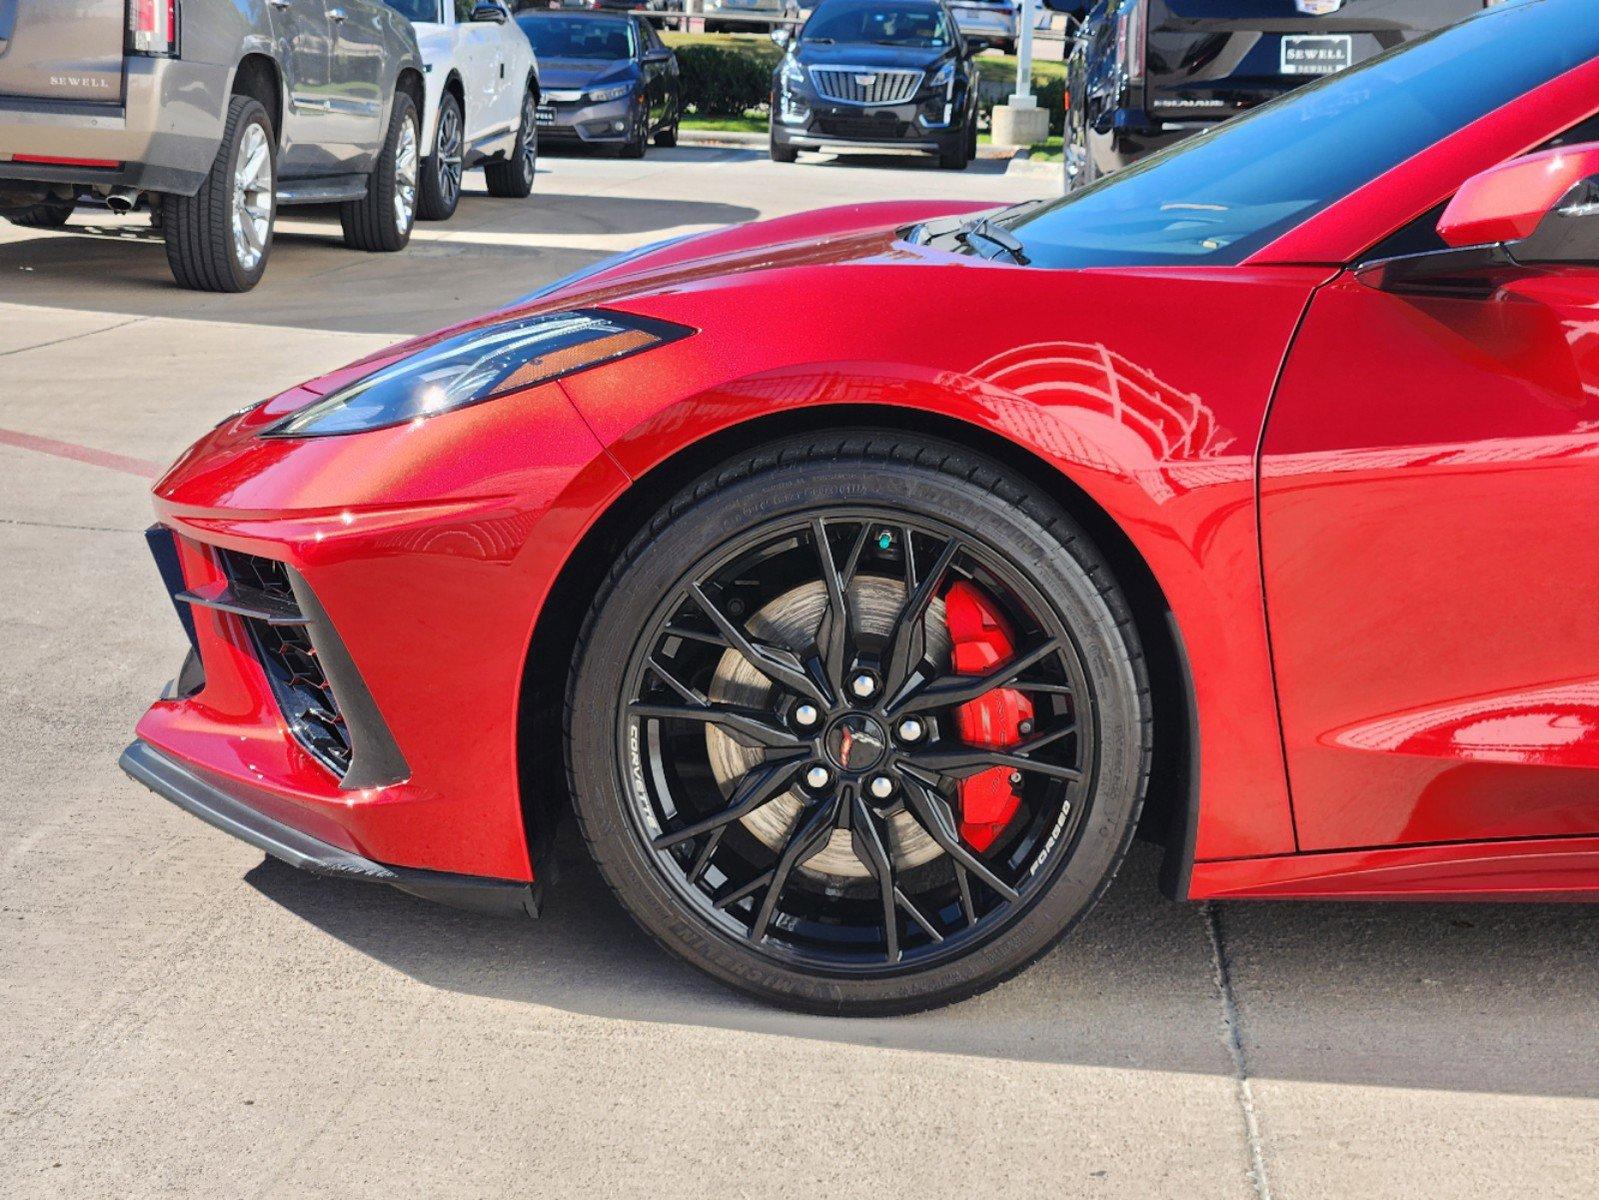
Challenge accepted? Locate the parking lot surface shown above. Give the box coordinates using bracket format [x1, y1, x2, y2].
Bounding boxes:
[1, 147, 1596, 1200]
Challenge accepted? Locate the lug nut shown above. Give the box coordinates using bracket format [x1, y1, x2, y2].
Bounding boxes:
[1009, 771, 1023, 786]
[850, 673, 878, 700]
[794, 703, 820, 728]
[1018, 720, 1033, 735]
[896, 717, 925, 743]
[806, 766, 832, 790]
[869, 775, 895, 800]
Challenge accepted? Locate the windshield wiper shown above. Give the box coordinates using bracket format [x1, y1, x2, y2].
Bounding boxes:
[954, 218, 1029, 264]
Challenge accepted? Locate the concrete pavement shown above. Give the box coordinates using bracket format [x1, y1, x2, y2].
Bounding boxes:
[1, 147, 1595, 1200]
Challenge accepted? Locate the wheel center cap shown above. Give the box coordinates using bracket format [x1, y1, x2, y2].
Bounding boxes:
[824, 714, 888, 773]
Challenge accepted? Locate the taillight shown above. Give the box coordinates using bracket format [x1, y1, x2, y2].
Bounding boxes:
[127, 0, 178, 56]
[1115, 0, 1147, 89]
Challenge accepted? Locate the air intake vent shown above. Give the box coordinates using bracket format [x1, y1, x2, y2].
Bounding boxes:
[217, 550, 352, 776]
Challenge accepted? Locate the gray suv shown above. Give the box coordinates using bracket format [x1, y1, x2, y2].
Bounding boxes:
[0, 1, 427, 291]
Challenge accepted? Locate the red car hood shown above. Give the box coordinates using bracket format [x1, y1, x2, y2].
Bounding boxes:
[289, 199, 996, 400]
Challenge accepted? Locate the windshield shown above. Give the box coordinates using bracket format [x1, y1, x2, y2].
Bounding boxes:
[802, 1, 953, 47]
[517, 15, 635, 59]
[379, 0, 440, 21]
[1004, 0, 1599, 268]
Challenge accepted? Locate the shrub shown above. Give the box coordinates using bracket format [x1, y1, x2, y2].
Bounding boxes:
[670, 40, 780, 116]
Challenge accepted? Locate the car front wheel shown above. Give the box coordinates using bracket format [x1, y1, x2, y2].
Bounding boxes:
[568, 434, 1152, 1014]
[485, 89, 539, 198]
[419, 91, 464, 221]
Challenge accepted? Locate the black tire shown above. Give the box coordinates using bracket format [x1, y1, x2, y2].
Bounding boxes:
[341, 92, 419, 253]
[163, 95, 276, 292]
[567, 433, 1152, 1016]
[939, 128, 971, 171]
[8, 194, 76, 228]
[419, 91, 464, 221]
[769, 131, 799, 164]
[618, 110, 647, 159]
[485, 88, 539, 198]
[654, 110, 678, 148]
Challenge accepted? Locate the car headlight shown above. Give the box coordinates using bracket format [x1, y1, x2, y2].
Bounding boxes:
[928, 60, 955, 89]
[267, 309, 691, 437]
[588, 83, 634, 103]
[780, 57, 806, 87]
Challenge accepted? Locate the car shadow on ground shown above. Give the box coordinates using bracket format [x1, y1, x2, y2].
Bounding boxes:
[0, 184, 757, 334]
[245, 835, 1599, 1099]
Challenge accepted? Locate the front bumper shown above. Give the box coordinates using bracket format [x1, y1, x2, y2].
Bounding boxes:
[772, 90, 966, 154]
[121, 740, 541, 915]
[538, 94, 639, 143]
[129, 372, 628, 890]
[0, 56, 229, 196]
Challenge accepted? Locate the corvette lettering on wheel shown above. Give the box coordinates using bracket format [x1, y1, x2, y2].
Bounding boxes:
[123, 0, 1599, 1015]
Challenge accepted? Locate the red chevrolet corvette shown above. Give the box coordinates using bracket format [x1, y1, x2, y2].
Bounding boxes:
[125, 0, 1599, 1013]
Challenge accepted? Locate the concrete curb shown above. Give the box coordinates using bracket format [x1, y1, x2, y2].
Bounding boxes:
[1005, 156, 1062, 181]
[677, 127, 1020, 160]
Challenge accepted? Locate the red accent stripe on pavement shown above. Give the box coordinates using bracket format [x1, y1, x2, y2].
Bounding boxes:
[0, 428, 160, 478]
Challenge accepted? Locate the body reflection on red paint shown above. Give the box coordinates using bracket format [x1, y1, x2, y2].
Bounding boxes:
[130, 52, 1599, 905]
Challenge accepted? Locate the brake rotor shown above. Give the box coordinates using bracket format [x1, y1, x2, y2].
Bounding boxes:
[706, 576, 951, 881]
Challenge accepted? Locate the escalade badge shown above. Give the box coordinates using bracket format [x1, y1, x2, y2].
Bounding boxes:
[1295, 0, 1343, 13]
[855, 75, 877, 87]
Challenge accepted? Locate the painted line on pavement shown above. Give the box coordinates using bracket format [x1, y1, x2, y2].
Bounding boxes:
[0, 427, 160, 478]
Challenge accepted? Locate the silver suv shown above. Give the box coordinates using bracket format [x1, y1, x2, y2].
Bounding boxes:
[0, 1, 428, 291]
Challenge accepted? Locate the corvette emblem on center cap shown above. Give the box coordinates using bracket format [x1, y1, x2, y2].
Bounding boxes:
[1295, 0, 1344, 13]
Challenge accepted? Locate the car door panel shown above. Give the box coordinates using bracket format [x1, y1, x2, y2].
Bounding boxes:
[1261, 270, 1599, 851]
[274, 0, 337, 176]
[325, 0, 389, 167]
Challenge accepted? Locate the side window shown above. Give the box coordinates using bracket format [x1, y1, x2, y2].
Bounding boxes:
[455, 0, 474, 21]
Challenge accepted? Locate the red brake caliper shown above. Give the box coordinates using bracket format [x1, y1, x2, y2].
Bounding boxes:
[944, 581, 1033, 851]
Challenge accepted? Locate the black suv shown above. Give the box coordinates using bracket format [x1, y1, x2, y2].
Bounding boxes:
[1055, 0, 1491, 189]
[770, 0, 980, 170]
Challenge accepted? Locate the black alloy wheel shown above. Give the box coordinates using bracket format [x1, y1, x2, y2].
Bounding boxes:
[569, 436, 1151, 1014]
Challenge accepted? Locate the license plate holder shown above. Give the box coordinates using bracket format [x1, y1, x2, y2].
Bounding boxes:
[1281, 33, 1353, 76]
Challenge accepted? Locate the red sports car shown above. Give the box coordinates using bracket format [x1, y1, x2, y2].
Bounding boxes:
[125, 0, 1599, 1013]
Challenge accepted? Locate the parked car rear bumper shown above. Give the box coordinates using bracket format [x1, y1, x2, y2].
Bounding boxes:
[0, 56, 228, 196]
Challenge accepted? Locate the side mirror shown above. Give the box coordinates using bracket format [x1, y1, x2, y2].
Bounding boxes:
[471, 2, 508, 22]
[1438, 142, 1599, 263]
[770, 27, 791, 47]
[1361, 142, 1599, 296]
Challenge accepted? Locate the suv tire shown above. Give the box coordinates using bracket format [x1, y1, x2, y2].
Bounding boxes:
[341, 92, 420, 253]
[9, 195, 76, 228]
[485, 89, 539, 198]
[164, 96, 277, 292]
[419, 91, 464, 222]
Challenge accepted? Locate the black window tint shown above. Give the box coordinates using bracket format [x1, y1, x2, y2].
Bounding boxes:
[1006, 0, 1599, 269]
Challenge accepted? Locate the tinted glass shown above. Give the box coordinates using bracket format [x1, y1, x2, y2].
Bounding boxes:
[803, 1, 952, 47]
[517, 14, 635, 58]
[380, 0, 440, 19]
[1005, 0, 1599, 268]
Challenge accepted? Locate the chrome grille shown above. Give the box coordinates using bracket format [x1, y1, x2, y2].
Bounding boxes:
[809, 65, 925, 106]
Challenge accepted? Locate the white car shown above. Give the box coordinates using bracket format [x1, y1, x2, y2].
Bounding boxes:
[382, 0, 541, 220]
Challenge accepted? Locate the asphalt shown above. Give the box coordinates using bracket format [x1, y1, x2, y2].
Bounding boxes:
[1, 145, 1595, 1200]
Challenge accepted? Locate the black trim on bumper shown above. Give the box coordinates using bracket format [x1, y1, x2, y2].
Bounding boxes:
[120, 740, 541, 918]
